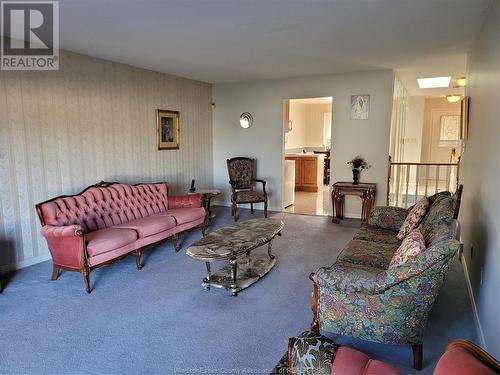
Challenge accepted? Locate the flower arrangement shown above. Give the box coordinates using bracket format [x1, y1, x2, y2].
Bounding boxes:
[347, 156, 370, 185]
[347, 156, 371, 171]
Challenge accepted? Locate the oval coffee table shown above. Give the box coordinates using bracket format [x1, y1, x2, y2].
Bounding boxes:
[186, 218, 284, 296]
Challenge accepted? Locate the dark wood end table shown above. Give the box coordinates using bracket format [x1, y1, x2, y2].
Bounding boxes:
[188, 189, 220, 222]
[331, 182, 376, 224]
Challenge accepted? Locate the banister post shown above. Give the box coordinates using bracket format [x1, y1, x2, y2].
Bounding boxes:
[386, 155, 392, 205]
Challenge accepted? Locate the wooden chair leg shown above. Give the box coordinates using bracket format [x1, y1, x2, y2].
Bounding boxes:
[134, 249, 142, 270]
[251, 203, 254, 214]
[412, 344, 423, 370]
[80, 266, 91, 294]
[200, 223, 207, 237]
[51, 263, 61, 280]
[233, 203, 238, 221]
[171, 234, 181, 252]
[264, 200, 268, 218]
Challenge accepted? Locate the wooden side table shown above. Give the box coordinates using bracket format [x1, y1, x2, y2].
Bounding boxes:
[331, 182, 376, 224]
[188, 189, 221, 222]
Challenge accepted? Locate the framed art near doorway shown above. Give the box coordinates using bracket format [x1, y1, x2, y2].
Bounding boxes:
[460, 97, 470, 140]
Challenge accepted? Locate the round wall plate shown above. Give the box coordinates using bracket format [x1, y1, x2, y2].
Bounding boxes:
[239, 112, 253, 129]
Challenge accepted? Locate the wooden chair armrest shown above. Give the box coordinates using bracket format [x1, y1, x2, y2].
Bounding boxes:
[445, 339, 500, 372]
[253, 179, 267, 195]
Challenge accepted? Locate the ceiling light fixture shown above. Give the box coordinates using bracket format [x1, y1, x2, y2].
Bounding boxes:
[455, 77, 467, 87]
[417, 76, 451, 89]
[446, 94, 462, 103]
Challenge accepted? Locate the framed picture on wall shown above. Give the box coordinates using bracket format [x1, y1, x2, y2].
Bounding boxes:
[350, 94, 370, 120]
[157, 109, 180, 150]
[460, 96, 470, 140]
[439, 115, 461, 147]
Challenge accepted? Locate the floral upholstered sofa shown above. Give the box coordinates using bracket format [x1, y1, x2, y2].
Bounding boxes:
[36, 181, 206, 293]
[309, 191, 462, 370]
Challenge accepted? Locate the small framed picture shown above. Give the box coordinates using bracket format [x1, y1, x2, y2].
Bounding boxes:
[460, 96, 470, 140]
[439, 115, 460, 147]
[157, 109, 180, 150]
[350, 94, 370, 120]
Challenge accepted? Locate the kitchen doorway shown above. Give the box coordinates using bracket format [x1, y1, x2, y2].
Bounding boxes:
[282, 97, 333, 216]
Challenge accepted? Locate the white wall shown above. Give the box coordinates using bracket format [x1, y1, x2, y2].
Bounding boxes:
[285, 101, 306, 149]
[0, 49, 213, 273]
[305, 103, 332, 148]
[459, 0, 499, 357]
[212, 70, 394, 213]
[403, 96, 425, 162]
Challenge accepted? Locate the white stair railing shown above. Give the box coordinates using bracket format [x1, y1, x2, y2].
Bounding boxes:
[386, 156, 460, 208]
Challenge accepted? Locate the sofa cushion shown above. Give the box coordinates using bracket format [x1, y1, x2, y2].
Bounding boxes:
[397, 196, 429, 240]
[338, 240, 398, 270]
[420, 196, 455, 234]
[235, 190, 266, 203]
[113, 214, 177, 238]
[390, 225, 426, 267]
[354, 225, 401, 245]
[428, 190, 451, 205]
[368, 206, 409, 231]
[425, 220, 456, 246]
[160, 207, 205, 225]
[331, 346, 402, 375]
[86, 228, 138, 256]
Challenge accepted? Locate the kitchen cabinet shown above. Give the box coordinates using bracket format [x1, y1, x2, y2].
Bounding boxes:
[285, 154, 324, 192]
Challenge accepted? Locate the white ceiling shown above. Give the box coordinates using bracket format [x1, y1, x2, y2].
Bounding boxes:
[398, 54, 467, 96]
[52, 0, 493, 84]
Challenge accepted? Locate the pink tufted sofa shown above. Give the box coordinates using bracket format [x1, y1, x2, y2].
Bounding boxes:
[35, 181, 206, 293]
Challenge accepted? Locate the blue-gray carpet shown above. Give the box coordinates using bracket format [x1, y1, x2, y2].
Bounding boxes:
[0, 207, 477, 374]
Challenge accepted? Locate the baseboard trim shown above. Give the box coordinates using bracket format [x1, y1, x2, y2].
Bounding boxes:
[461, 258, 487, 349]
[0, 253, 51, 275]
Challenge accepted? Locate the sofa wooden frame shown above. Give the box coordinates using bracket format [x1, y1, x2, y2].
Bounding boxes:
[35, 181, 206, 293]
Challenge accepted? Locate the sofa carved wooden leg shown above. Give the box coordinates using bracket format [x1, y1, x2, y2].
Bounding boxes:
[51, 263, 61, 280]
[172, 234, 180, 252]
[251, 203, 254, 214]
[412, 344, 423, 370]
[309, 272, 320, 334]
[134, 249, 142, 270]
[81, 266, 91, 294]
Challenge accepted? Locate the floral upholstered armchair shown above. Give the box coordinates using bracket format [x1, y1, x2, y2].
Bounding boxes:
[226, 157, 268, 221]
[310, 192, 462, 370]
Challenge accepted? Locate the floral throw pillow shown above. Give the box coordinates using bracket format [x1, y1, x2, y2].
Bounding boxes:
[390, 225, 426, 267]
[397, 196, 430, 240]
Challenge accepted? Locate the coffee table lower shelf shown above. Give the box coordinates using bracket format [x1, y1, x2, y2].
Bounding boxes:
[202, 255, 276, 296]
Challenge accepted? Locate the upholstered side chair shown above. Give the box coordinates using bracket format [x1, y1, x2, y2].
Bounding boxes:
[226, 157, 268, 221]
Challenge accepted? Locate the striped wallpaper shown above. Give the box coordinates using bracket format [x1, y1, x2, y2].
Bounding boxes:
[0, 50, 213, 272]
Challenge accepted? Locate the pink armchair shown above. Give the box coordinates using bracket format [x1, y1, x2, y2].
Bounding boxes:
[273, 333, 499, 374]
[36, 181, 206, 293]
